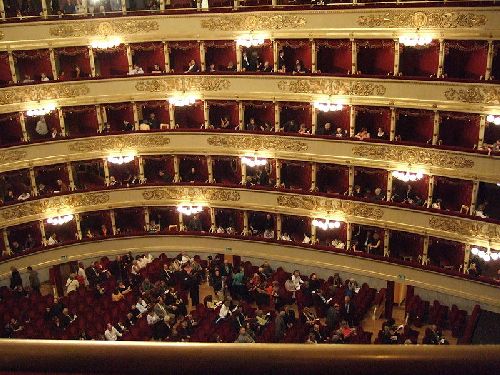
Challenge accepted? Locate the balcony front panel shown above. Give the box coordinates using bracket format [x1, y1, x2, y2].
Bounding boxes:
[0, 235, 498, 311]
[0, 185, 498, 248]
[1, 133, 498, 183]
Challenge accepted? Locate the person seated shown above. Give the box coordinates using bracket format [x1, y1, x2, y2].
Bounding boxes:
[474, 203, 488, 218]
[104, 323, 122, 341]
[317, 122, 334, 136]
[22, 74, 34, 84]
[35, 116, 49, 137]
[65, 274, 80, 294]
[4, 318, 23, 338]
[40, 72, 50, 82]
[47, 233, 58, 246]
[331, 239, 345, 249]
[56, 179, 69, 193]
[467, 262, 480, 277]
[278, 50, 286, 72]
[215, 300, 235, 324]
[375, 127, 387, 140]
[261, 60, 273, 72]
[207, 63, 216, 73]
[60, 308, 77, 329]
[367, 233, 381, 254]
[302, 233, 311, 244]
[62, 0, 75, 13]
[281, 232, 292, 241]
[3, 190, 15, 203]
[122, 120, 134, 132]
[185, 59, 199, 73]
[151, 64, 163, 74]
[335, 127, 345, 138]
[219, 116, 231, 130]
[431, 198, 442, 210]
[225, 61, 236, 72]
[263, 229, 274, 239]
[352, 185, 363, 198]
[355, 128, 370, 140]
[10, 241, 22, 254]
[246, 117, 259, 131]
[128, 64, 144, 75]
[234, 326, 255, 343]
[145, 113, 160, 130]
[183, 167, 198, 183]
[147, 310, 160, 326]
[292, 60, 307, 74]
[298, 123, 310, 135]
[372, 187, 385, 201]
[17, 191, 30, 201]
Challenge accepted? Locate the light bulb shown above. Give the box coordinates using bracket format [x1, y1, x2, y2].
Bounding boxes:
[471, 247, 479, 255]
[490, 252, 499, 261]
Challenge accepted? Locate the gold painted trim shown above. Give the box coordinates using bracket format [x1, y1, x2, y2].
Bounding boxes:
[49, 19, 160, 37]
[200, 14, 307, 31]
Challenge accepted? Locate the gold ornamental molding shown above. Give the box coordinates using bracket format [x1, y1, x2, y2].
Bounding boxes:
[351, 145, 475, 169]
[0, 149, 27, 164]
[200, 14, 307, 31]
[0, 31, 4, 41]
[1, 192, 110, 221]
[277, 78, 386, 97]
[277, 194, 384, 221]
[68, 134, 171, 152]
[444, 86, 500, 105]
[0, 84, 90, 106]
[357, 10, 487, 29]
[207, 135, 308, 153]
[429, 216, 500, 243]
[49, 19, 160, 37]
[135, 77, 231, 93]
[142, 187, 241, 202]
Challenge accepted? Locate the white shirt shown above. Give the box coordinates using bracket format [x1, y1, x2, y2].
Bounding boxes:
[35, 118, 48, 135]
[78, 267, 89, 286]
[291, 275, 304, 290]
[47, 236, 58, 245]
[104, 326, 122, 341]
[136, 300, 148, 314]
[66, 279, 80, 294]
[219, 304, 232, 319]
[147, 313, 160, 326]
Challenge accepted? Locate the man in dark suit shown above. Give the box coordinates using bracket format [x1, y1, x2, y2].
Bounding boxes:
[274, 310, 287, 342]
[326, 302, 341, 332]
[148, 113, 160, 130]
[342, 295, 356, 327]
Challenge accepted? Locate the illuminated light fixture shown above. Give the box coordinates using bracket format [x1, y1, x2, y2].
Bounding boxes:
[312, 219, 341, 231]
[90, 37, 122, 50]
[241, 156, 267, 168]
[168, 95, 197, 107]
[26, 104, 56, 117]
[486, 114, 500, 126]
[107, 155, 135, 165]
[471, 247, 499, 262]
[392, 171, 424, 182]
[177, 205, 203, 216]
[236, 35, 265, 48]
[399, 35, 433, 47]
[313, 102, 343, 112]
[47, 214, 74, 225]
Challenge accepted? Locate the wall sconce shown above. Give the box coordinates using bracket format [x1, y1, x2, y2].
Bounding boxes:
[486, 115, 500, 125]
[312, 219, 341, 230]
[168, 95, 197, 107]
[399, 36, 433, 47]
[91, 37, 122, 50]
[241, 156, 267, 168]
[47, 214, 74, 225]
[392, 171, 424, 182]
[26, 104, 56, 117]
[471, 247, 499, 262]
[107, 155, 135, 165]
[236, 35, 265, 48]
[313, 102, 343, 112]
[177, 205, 204, 216]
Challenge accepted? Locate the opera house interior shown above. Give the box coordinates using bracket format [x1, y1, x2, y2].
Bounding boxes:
[0, 0, 499, 373]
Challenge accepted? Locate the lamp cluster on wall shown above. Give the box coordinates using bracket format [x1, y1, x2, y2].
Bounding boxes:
[312, 219, 341, 230]
[471, 247, 499, 262]
[47, 214, 74, 225]
[26, 104, 56, 117]
[90, 37, 122, 50]
[392, 171, 424, 182]
[399, 36, 433, 47]
[313, 102, 344, 112]
[236, 35, 265, 48]
[486, 115, 500, 125]
[241, 156, 267, 168]
[168, 96, 197, 107]
[107, 155, 135, 165]
[176, 205, 203, 216]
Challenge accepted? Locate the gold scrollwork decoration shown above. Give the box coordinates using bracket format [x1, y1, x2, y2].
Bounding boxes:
[142, 187, 240, 202]
[68, 134, 171, 152]
[1, 193, 110, 222]
[0, 149, 27, 164]
[49, 20, 159, 37]
[278, 79, 386, 97]
[135, 77, 230, 93]
[207, 135, 308, 152]
[429, 216, 500, 242]
[352, 145, 474, 169]
[444, 86, 500, 105]
[277, 195, 384, 220]
[0, 84, 89, 105]
[357, 11, 487, 28]
[0, 31, 4, 40]
[201, 14, 306, 31]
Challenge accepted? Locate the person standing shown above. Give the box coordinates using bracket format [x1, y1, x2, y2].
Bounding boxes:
[27, 266, 40, 293]
[10, 267, 22, 290]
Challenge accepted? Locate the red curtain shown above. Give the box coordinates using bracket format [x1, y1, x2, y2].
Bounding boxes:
[316, 221, 347, 246]
[131, 42, 165, 73]
[354, 168, 388, 194]
[2, 168, 31, 197]
[80, 211, 112, 235]
[63, 106, 99, 136]
[389, 231, 423, 260]
[25, 111, 60, 140]
[105, 103, 134, 131]
[317, 107, 350, 134]
[0, 113, 23, 146]
[316, 39, 352, 74]
[355, 106, 391, 135]
[281, 215, 309, 242]
[428, 238, 464, 269]
[399, 41, 439, 77]
[279, 39, 312, 72]
[484, 121, 500, 145]
[7, 222, 42, 249]
[280, 102, 312, 131]
[208, 101, 239, 128]
[205, 41, 237, 71]
[108, 158, 139, 184]
[492, 42, 500, 81]
[0, 52, 13, 84]
[169, 42, 201, 73]
[316, 164, 349, 195]
[244, 102, 275, 126]
[174, 102, 204, 128]
[213, 157, 240, 185]
[13, 49, 53, 81]
[281, 162, 311, 190]
[433, 177, 473, 211]
[439, 112, 479, 149]
[357, 40, 395, 75]
[95, 46, 128, 77]
[45, 220, 77, 243]
[114, 208, 145, 233]
[55, 47, 91, 79]
[139, 101, 170, 124]
[444, 40, 488, 79]
[143, 156, 175, 183]
[179, 156, 208, 182]
[34, 163, 70, 192]
[215, 209, 243, 232]
[149, 207, 179, 231]
[395, 109, 434, 144]
[242, 40, 274, 67]
[72, 160, 105, 190]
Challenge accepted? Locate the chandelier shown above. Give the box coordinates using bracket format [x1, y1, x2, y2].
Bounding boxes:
[399, 36, 433, 47]
[486, 115, 500, 125]
[47, 214, 74, 225]
[312, 219, 341, 231]
[90, 37, 122, 50]
[107, 155, 135, 165]
[241, 156, 267, 167]
[26, 104, 56, 117]
[471, 247, 499, 262]
[177, 205, 203, 216]
[236, 35, 265, 48]
[313, 102, 343, 112]
[392, 171, 424, 182]
[168, 95, 197, 107]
